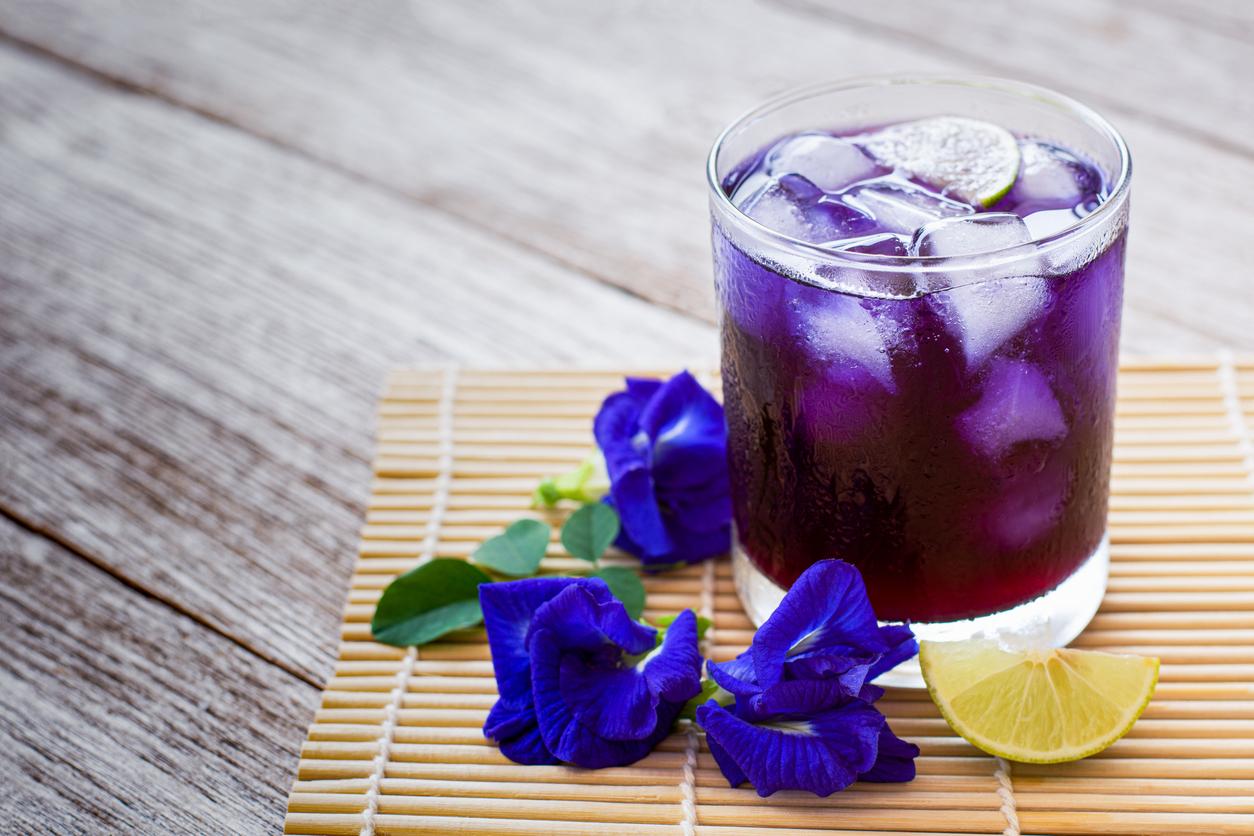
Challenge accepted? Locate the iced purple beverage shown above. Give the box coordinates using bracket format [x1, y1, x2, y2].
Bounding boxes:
[709, 79, 1131, 643]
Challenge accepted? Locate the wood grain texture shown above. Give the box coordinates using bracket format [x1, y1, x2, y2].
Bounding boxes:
[0, 1, 1250, 832]
[1111, 0, 1254, 43]
[0, 40, 712, 685]
[770, 0, 1254, 154]
[0, 1, 1249, 350]
[0, 514, 312, 834]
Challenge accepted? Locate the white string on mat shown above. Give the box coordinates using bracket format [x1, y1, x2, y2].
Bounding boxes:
[993, 757, 1021, 836]
[705, 559, 718, 640]
[360, 366, 459, 836]
[674, 368, 724, 836]
[679, 726, 699, 836]
[678, 550, 718, 836]
[1218, 351, 1254, 492]
[359, 647, 416, 834]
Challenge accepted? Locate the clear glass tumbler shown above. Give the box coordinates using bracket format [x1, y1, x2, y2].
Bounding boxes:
[707, 76, 1131, 685]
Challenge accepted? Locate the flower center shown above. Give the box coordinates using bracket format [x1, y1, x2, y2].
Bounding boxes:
[758, 718, 815, 735]
[787, 626, 825, 657]
[624, 635, 666, 670]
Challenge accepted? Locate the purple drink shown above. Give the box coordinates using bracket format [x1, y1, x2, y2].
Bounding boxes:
[708, 79, 1131, 654]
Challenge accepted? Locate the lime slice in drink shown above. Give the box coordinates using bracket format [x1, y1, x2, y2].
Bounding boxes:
[861, 117, 1021, 207]
[919, 639, 1159, 763]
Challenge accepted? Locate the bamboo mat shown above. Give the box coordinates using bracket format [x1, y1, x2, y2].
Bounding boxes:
[286, 355, 1254, 836]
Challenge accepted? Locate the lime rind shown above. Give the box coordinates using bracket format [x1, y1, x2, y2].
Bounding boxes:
[920, 639, 1159, 764]
[861, 117, 1021, 208]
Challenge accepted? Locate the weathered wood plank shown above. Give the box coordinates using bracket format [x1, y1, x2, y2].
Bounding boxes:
[0, 1, 1249, 350]
[1133, 0, 1254, 41]
[0, 514, 311, 834]
[0, 41, 713, 683]
[770, 0, 1254, 154]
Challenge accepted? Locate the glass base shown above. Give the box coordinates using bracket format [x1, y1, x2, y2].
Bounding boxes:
[731, 535, 1110, 688]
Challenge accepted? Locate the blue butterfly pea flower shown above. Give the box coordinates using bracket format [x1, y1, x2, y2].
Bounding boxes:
[594, 371, 731, 567]
[698, 559, 920, 796]
[480, 576, 703, 768]
[697, 693, 886, 797]
[480, 576, 593, 765]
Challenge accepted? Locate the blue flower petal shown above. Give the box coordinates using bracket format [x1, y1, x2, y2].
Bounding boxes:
[782, 651, 874, 693]
[481, 577, 618, 766]
[752, 560, 902, 688]
[859, 724, 920, 783]
[698, 704, 748, 788]
[527, 583, 656, 656]
[530, 627, 673, 767]
[652, 438, 728, 494]
[606, 495, 730, 567]
[669, 521, 731, 563]
[742, 678, 865, 722]
[594, 391, 647, 463]
[560, 654, 657, 741]
[867, 624, 919, 682]
[623, 377, 663, 406]
[707, 651, 761, 700]
[595, 390, 653, 479]
[593, 372, 732, 566]
[608, 467, 674, 557]
[496, 713, 561, 766]
[858, 683, 886, 704]
[641, 609, 703, 703]
[554, 609, 701, 742]
[639, 372, 726, 456]
[662, 481, 734, 533]
[657, 471, 732, 536]
[480, 576, 594, 710]
[697, 699, 885, 797]
[484, 699, 534, 742]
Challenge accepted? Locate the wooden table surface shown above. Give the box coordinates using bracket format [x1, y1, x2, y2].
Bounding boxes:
[1, 2, 1251, 832]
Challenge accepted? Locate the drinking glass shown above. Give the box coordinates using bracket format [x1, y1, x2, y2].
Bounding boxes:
[707, 76, 1131, 684]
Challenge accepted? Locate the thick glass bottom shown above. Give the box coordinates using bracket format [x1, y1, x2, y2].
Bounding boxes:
[731, 534, 1110, 688]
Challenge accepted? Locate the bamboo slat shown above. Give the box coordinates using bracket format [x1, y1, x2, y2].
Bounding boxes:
[286, 357, 1254, 835]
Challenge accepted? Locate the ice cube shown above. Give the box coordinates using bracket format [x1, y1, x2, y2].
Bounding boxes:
[765, 132, 887, 192]
[1001, 140, 1102, 215]
[956, 358, 1067, 460]
[932, 274, 1051, 367]
[913, 215, 1048, 365]
[728, 168, 773, 210]
[1022, 208, 1081, 240]
[1054, 240, 1124, 372]
[910, 213, 1032, 257]
[984, 457, 1071, 550]
[790, 290, 896, 392]
[788, 293, 896, 444]
[740, 174, 874, 244]
[845, 181, 972, 236]
[830, 232, 910, 257]
[794, 368, 891, 446]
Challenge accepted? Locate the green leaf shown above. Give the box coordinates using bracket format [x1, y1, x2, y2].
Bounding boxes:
[560, 503, 620, 563]
[371, 558, 492, 647]
[591, 566, 646, 620]
[472, 519, 552, 577]
[653, 611, 712, 639]
[681, 678, 735, 722]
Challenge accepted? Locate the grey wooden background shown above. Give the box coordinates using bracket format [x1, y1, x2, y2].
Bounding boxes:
[0, 2, 1251, 833]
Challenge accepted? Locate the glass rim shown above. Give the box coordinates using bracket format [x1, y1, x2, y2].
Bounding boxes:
[705, 74, 1132, 274]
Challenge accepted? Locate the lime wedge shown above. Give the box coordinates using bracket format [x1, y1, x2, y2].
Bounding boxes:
[919, 639, 1159, 763]
[861, 117, 1021, 207]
